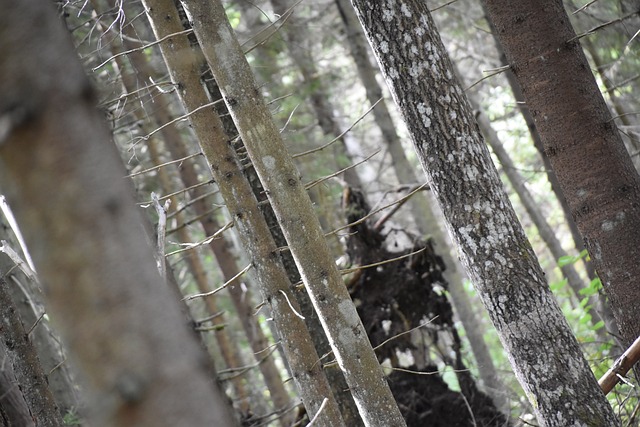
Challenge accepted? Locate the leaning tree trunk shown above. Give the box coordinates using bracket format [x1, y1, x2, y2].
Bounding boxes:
[333, 0, 509, 413]
[0, 1, 238, 426]
[141, 1, 347, 425]
[0, 278, 62, 427]
[349, 1, 618, 425]
[181, 0, 407, 425]
[482, 0, 640, 350]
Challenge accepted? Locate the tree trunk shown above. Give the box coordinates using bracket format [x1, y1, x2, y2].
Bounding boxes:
[465, 84, 608, 339]
[349, 0, 618, 425]
[0, 1, 238, 425]
[482, 0, 640, 349]
[334, 0, 509, 413]
[0, 279, 62, 427]
[141, 1, 346, 425]
[181, 0, 407, 425]
[0, 214, 81, 417]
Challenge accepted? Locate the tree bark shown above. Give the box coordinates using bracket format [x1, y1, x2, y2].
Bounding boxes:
[0, 279, 61, 427]
[349, 1, 618, 425]
[181, 0, 407, 425]
[482, 0, 640, 349]
[141, 1, 346, 425]
[334, 0, 509, 413]
[115, 18, 295, 420]
[0, 1, 238, 425]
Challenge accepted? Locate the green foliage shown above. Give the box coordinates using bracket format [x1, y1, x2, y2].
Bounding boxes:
[63, 409, 82, 426]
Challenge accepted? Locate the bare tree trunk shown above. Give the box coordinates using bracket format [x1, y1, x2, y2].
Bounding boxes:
[349, 0, 618, 425]
[140, 1, 346, 425]
[0, 1, 238, 425]
[96, 3, 297, 419]
[465, 85, 608, 339]
[480, 6, 595, 280]
[333, 0, 509, 413]
[483, 0, 640, 350]
[181, 0, 407, 425]
[88, 15, 252, 414]
[0, 340, 34, 427]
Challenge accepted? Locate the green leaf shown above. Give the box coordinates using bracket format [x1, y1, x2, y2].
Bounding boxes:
[558, 255, 576, 267]
[593, 320, 605, 331]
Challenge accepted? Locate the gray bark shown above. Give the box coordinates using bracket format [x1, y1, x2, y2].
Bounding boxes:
[181, 0, 407, 425]
[141, 1, 345, 425]
[0, 1, 239, 425]
[334, 0, 508, 413]
[349, 1, 618, 425]
[0, 279, 61, 427]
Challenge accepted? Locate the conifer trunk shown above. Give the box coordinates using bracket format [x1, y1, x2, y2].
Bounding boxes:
[349, 1, 618, 425]
[180, 0, 407, 425]
[483, 0, 640, 350]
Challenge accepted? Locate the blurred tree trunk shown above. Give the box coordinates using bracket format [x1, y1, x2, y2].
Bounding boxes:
[181, 0, 407, 425]
[483, 0, 640, 350]
[349, 0, 618, 425]
[0, 1, 238, 425]
[96, 2, 297, 420]
[141, 1, 346, 424]
[334, 0, 509, 413]
[88, 10, 252, 414]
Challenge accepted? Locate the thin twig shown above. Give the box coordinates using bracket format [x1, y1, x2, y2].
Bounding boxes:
[182, 264, 252, 301]
[306, 398, 329, 427]
[126, 152, 202, 178]
[293, 98, 382, 158]
[279, 290, 305, 319]
[92, 28, 193, 70]
[165, 221, 234, 257]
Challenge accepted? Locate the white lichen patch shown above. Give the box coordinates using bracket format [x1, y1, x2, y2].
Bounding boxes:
[458, 225, 478, 255]
[388, 68, 399, 79]
[400, 3, 412, 17]
[380, 40, 389, 54]
[450, 110, 457, 120]
[382, 319, 392, 335]
[382, 7, 395, 22]
[601, 211, 625, 232]
[262, 155, 276, 170]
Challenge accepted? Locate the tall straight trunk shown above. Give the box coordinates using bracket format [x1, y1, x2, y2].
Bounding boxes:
[269, 0, 363, 190]
[104, 4, 295, 419]
[89, 15, 251, 413]
[334, 0, 508, 413]
[140, 1, 345, 425]
[181, 0, 407, 425]
[482, 0, 640, 349]
[349, 1, 618, 425]
[466, 85, 608, 338]
[481, 7, 594, 279]
[0, 1, 238, 425]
